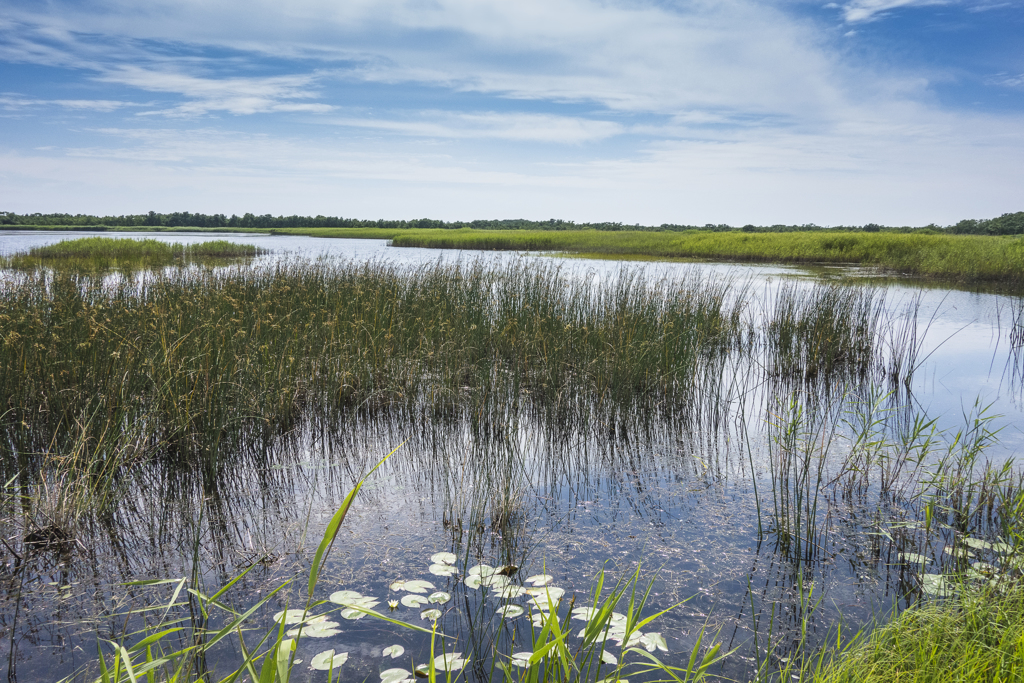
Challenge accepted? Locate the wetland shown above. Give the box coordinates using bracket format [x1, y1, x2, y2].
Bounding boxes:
[1, 231, 1024, 682]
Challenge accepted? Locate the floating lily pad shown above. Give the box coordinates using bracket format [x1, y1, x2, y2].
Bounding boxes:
[464, 575, 482, 590]
[401, 594, 429, 608]
[497, 605, 525, 618]
[421, 608, 443, 621]
[390, 580, 406, 591]
[430, 552, 457, 565]
[431, 652, 466, 671]
[526, 574, 553, 586]
[571, 607, 599, 621]
[380, 667, 413, 683]
[329, 590, 362, 604]
[899, 553, 930, 566]
[601, 650, 618, 665]
[402, 579, 436, 594]
[341, 607, 368, 620]
[920, 573, 952, 597]
[310, 650, 348, 671]
[382, 645, 405, 659]
[510, 652, 533, 668]
[638, 632, 668, 653]
[287, 621, 341, 638]
[429, 564, 457, 577]
[273, 609, 319, 625]
[428, 591, 451, 604]
[468, 564, 495, 577]
[964, 537, 993, 551]
[944, 545, 973, 559]
[531, 613, 548, 627]
[499, 585, 528, 599]
[480, 574, 511, 589]
[496, 565, 518, 576]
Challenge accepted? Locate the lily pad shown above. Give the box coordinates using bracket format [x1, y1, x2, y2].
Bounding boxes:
[401, 594, 429, 608]
[920, 573, 952, 597]
[403, 579, 436, 594]
[464, 575, 482, 590]
[638, 632, 668, 653]
[499, 585, 528, 599]
[430, 552, 457, 565]
[273, 609, 318, 625]
[427, 591, 451, 604]
[899, 553, 930, 566]
[341, 607, 368, 620]
[380, 667, 413, 683]
[571, 607, 599, 621]
[964, 537, 993, 551]
[601, 650, 618, 665]
[421, 608, 443, 621]
[526, 574, 554, 586]
[496, 565, 518, 576]
[287, 621, 341, 638]
[510, 652, 533, 668]
[390, 580, 406, 591]
[497, 605, 525, 618]
[468, 564, 495, 577]
[382, 645, 405, 659]
[310, 650, 349, 671]
[480, 574, 511, 589]
[328, 590, 362, 604]
[431, 652, 466, 671]
[429, 564, 457, 577]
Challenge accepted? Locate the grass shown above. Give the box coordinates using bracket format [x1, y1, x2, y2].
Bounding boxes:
[388, 229, 1024, 285]
[812, 583, 1024, 682]
[3, 236, 266, 271]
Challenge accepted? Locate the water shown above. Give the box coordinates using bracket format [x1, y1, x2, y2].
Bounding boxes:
[1, 230, 1023, 682]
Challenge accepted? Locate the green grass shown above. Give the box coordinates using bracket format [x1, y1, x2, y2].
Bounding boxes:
[389, 229, 1024, 285]
[3, 236, 266, 271]
[805, 584, 1024, 682]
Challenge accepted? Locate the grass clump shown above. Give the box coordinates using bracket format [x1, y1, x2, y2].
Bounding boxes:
[810, 584, 1024, 682]
[388, 229, 1024, 285]
[3, 236, 266, 271]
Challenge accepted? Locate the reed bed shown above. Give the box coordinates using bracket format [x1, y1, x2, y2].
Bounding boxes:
[389, 229, 1024, 285]
[2, 236, 266, 271]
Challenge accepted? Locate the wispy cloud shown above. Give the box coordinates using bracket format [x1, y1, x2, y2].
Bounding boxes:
[0, 95, 142, 112]
[840, 0, 952, 23]
[325, 111, 623, 143]
[97, 67, 333, 116]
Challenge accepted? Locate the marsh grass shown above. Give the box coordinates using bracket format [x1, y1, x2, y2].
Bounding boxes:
[389, 229, 1024, 285]
[2, 237, 266, 271]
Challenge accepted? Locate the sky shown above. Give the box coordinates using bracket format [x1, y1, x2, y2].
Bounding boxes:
[0, 0, 1022, 225]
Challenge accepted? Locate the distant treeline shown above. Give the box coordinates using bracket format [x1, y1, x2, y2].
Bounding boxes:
[2, 210, 1022, 235]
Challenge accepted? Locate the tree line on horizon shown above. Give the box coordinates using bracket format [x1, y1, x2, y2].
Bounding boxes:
[1, 210, 1022, 235]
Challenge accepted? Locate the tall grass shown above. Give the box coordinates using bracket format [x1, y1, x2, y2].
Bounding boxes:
[390, 229, 1024, 285]
[2, 237, 266, 271]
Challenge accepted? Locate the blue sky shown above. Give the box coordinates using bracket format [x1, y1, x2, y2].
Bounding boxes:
[0, 0, 1021, 225]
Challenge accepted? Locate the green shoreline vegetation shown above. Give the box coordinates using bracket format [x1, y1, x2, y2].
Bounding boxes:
[4, 209, 1024, 284]
[2, 236, 266, 271]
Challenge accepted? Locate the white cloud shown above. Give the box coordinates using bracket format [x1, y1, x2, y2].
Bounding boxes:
[323, 111, 623, 143]
[840, 0, 951, 23]
[95, 67, 332, 116]
[0, 95, 141, 112]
